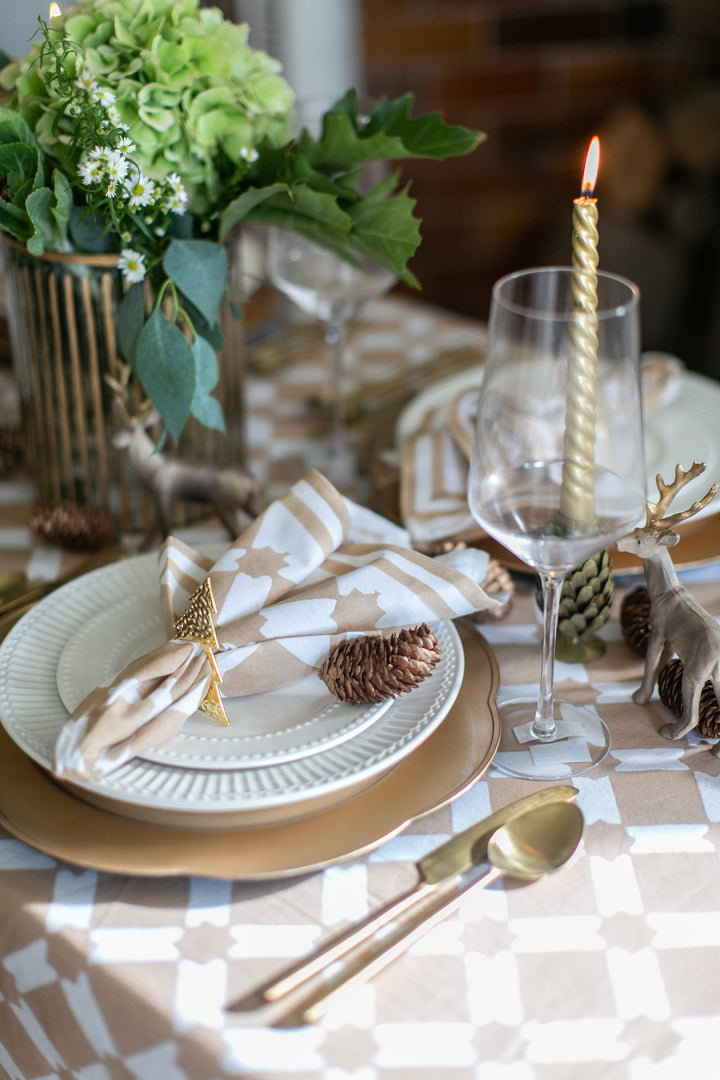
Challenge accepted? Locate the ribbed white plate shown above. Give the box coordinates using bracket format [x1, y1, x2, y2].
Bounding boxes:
[56, 593, 393, 770]
[0, 555, 464, 827]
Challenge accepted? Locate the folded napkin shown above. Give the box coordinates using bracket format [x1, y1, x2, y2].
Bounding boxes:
[54, 470, 501, 780]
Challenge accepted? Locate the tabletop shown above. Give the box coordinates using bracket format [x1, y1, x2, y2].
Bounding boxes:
[1, 296, 720, 1080]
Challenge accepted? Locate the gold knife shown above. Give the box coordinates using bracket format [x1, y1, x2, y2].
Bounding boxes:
[230, 783, 577, 1015]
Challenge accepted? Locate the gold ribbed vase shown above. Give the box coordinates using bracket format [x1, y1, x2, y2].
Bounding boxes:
[1, 236, 246, 535]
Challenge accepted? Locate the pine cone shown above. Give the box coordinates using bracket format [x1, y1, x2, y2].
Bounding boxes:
[30, 502, 117, 551]
[620, 586, 651, 655]
[318, 624, 440, 704]
[537, 550, 614, 641]
[473, 558, 514, 623]
[658, 657, 720, 739]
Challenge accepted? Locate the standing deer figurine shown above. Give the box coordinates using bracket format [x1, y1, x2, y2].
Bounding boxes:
[107, 367, 264, 547]
[616, 461, 720, 750]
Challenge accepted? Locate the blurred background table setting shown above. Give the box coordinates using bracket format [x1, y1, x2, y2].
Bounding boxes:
[1, 0, 720, 1078]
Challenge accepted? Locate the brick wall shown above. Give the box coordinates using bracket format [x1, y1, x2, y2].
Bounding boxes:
[361, 0, 720, 374]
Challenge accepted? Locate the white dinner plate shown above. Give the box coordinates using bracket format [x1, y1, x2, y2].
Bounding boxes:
[56, 594, 393, 770]
[396, 364, 720, 523]
[0, 554, 465, 828]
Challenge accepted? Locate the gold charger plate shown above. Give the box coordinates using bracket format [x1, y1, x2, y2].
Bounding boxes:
[0, 621, 499, 880]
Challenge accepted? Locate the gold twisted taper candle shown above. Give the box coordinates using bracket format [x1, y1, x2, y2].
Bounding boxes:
[560, 137, 600, 524]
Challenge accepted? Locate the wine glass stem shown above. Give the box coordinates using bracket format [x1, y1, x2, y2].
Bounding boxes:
[533, 570, 564, 739]
[324, 320, 346, 452]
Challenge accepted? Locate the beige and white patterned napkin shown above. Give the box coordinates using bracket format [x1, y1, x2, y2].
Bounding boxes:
[54, 470, 501, 780]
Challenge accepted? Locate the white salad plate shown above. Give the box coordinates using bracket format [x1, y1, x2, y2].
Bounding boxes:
[0, 554, 465, 829]
[56, 594, 394, 770]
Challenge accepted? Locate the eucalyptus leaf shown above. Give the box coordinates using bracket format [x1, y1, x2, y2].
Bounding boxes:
[135, 308, 196, 442]
[163, 239, 228, 326]
[182, 294, 224, 352]
[191, 392, 225, 432]
[192, 334, 219, 393]
[118, 283, 145, 367]
[190, 336, 224, 431]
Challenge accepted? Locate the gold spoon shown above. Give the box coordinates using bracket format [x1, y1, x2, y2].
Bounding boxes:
[275, 799, 585, 1025]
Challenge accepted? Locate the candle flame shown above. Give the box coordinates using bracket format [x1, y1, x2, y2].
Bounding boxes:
[581, 136, 600, 197]
[49, 3, 62, 17]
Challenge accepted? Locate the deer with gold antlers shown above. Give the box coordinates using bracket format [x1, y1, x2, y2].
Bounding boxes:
[107, 366, 264, 547]
[617, 462, 720, 749]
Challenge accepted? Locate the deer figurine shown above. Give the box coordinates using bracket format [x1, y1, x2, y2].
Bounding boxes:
[107, 367, 264, 547]
[616, 461, 720, 751]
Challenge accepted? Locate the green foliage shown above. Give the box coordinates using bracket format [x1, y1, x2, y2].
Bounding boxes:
[0, 2, 485, 441]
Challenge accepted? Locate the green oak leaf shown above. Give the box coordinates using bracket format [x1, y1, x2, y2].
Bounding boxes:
[218, 182, 288, 242]
[346, 182, 421, 288]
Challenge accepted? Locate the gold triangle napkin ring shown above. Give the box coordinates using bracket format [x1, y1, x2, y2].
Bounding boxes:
[172, 578, 229, 726]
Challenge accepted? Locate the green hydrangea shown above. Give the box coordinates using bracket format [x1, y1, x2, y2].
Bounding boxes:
[0, 0, 484, 441]
[1, 0, 293, 218]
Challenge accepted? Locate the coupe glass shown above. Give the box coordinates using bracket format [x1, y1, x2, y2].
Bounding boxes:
[468, 266, 646, 779]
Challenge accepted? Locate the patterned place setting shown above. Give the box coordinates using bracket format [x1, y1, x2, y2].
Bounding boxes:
[0, 470, 505, 878]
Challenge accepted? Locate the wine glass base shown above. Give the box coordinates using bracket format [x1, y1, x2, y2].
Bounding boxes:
[492, 698, 611, 780]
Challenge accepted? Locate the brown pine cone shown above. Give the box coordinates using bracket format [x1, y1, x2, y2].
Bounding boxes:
[620, 586, 651, 656]
[30, 502, 117, 551]
[658, 657, 720, 739]
[318, 623, 440, 704]
[473, 558, 514, 623]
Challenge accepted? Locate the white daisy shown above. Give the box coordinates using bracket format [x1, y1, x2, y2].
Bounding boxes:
[118, 249, 146, 284]
[127, 174, 156, 208]
[165, 192, 187, 215]
[89, 145, 111, 165]
[92, 86, 116, 109]
[239, 146, 259, 163]
[166, 172, 185, 194]
[116, 136, 136, 154]
[78, 155, 103, 185]
[74, 72, 97, 94]
[106, 151, 129, 183]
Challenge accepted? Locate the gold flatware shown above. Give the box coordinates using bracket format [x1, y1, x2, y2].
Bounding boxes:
[229, 784, 577, 1017]
[290, 799, 585, 1025]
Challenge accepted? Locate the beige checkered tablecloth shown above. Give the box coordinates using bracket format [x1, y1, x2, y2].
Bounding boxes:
[2, 298, 720, 1079]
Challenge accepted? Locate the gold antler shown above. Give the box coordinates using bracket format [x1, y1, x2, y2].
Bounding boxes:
[645, 461, 719, 535]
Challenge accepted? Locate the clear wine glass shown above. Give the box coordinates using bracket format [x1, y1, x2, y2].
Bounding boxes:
[468, 266, 646, 779]
[266, 99, 397, 487]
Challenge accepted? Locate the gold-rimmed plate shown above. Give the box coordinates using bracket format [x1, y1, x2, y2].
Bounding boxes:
[0, 621, 499, 880]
